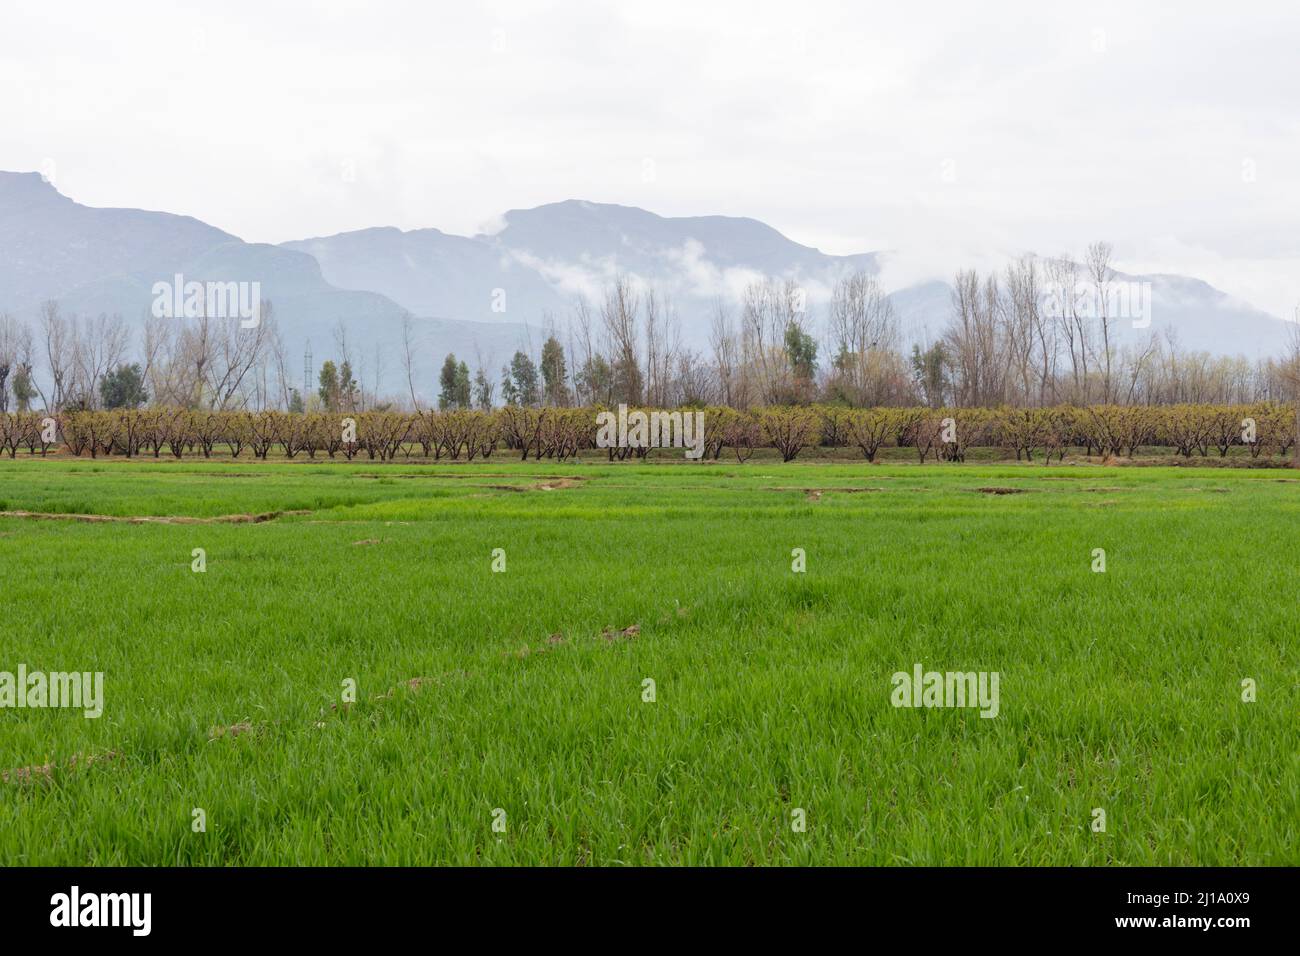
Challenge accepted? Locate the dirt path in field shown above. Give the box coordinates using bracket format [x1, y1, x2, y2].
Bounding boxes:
[0, 509, 311, 525]
[355, 472, 589, 493]
[357, 472, 588, 483]
[765, 486, 885, 500]
[469, 477, 588, 493]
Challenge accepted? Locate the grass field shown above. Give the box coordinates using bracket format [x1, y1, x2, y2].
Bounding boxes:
[0, 454, 1296, 865]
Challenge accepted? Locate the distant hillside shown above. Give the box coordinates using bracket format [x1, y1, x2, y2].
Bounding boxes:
[284, 199, 881, 331]
[2, 171, 1294, 401]
[0, 171, 538, 399]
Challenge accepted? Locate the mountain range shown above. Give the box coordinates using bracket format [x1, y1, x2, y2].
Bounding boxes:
[0, 170, 1293, 399]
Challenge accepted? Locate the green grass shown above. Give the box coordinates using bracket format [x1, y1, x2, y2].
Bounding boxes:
[0, 455, 1295, 865]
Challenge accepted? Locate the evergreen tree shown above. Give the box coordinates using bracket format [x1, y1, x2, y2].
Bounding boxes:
[473, 367, 494, 409]
[576, 355, 613, 406]
[454, 360, 472, 409]
[610, 354, 643, 406]
[12, 364, 37, 412]
[510, 351, 540, 406]
[785, 322, 818, 382]
[438, 354, 459, 409]
[338, 361, 359, 411]
[99, 363, 149, 409]
[500, 364, 519, 406]
[318, 360, 340, 411]
[540, 336, 569, 406]
[910, 343, 948, 409]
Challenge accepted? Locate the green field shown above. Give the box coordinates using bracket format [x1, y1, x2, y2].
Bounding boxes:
[0, 455, 1295, 865]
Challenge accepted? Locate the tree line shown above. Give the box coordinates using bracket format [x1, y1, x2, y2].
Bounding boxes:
[1, 403, 1295, 465]
[371, 259, 1300, 415]
[4, 246, 1299, 417]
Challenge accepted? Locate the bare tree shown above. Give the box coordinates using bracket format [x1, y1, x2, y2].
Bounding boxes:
[1087, 240, 1116, 402]
[827, 271, 899, 405]
[1002, 258, 1041, 405]
[741, 278, 805, 404]
[68, 312, 129, 408]
[1285, 310, 1300, 468]
[709, 298, 738, 408]
[182, 301, 272, 410]
[569, 297, 597, 406]
[601, 275, 643, 404]
[400, 311, 420, 409]
[267, 319, 293, 410]
[0, 312, 19, 413]
[140, 309, 175, 403]
[39, 300, 72, 412]
[944, 269, 1010, 407]
[1046, 255, 1090, 402]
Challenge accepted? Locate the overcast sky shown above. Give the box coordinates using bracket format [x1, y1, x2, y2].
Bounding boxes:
[3, 0, 1298, 316]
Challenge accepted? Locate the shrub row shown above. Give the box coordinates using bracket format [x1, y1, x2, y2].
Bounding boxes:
[0, 404, 1294, 463]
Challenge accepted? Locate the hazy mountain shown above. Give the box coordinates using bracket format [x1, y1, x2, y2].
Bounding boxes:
[0, 171, 234, 309]
[0, 171, 538, 399]
[1124, 272, 1292, 357]
[284, 199, 881, 329]
[281, 198, 1293, 358]
[483, 198, 879, 289]
[282, 225, 572, 323]
[2, 170, 1293, 403]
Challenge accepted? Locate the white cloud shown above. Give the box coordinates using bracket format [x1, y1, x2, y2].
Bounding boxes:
[505, 249, 616, 304]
